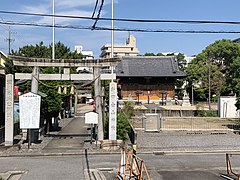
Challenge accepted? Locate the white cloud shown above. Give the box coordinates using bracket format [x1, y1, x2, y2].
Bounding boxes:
[36, 9, 93, 25]
[22, 4, 51, 14]
[56, 0, 95, 9]
[55, 0, 112, 9]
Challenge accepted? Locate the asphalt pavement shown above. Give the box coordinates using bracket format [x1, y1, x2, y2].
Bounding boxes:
[2, 104, 240, 179]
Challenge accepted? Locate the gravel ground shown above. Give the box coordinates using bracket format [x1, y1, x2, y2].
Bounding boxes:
[136, 130, 240, 152]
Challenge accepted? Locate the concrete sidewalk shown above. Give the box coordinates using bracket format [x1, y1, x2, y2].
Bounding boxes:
[0, 104, 99, 156]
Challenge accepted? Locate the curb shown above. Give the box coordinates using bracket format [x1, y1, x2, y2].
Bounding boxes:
[152, 149, 240, 155]
[1, 149, 240, 157]
[0, 150, 122, 157]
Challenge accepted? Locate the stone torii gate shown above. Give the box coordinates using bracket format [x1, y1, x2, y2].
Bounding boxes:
[5, 55, 120, 146]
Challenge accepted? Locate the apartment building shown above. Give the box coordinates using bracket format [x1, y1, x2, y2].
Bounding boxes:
[100, 35, 139, 58]
[74, 45, 94, 60]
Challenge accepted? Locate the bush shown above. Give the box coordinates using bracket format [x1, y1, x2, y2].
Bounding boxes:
[195, 110, 217, 117]
[104, 101, 134, 140]
[117, 112, 131, 140]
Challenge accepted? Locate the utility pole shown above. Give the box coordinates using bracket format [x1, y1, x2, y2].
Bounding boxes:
[5, 27, 15, 55]
[111, 0, 114, 59]
[52, 0, 55, 61]
[208, 59, 211, 110]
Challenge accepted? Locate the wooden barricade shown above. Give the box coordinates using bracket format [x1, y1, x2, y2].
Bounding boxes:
[220, 153, 240, 180]
[118, 148, 150, 180]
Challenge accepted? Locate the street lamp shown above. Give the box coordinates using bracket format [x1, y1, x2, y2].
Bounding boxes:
[147, 91, 150, 104]
[192, 81, 194, 105]
[135, 90, 142, 105]
[160, 91, 167, 106]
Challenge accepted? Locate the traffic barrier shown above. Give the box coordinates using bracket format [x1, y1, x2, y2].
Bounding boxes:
[117, 147, 150, 180]
[220, 153, 240, 180]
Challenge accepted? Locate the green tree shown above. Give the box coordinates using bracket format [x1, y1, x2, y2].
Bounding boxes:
[104, 102, 133, 140]
[4, 57, 15, 74]
[186, 39, 240, 103]
[175, 53, 187, 99]
[9, 41, 83, 129]
[144, 52, 164, 56]
[144, 52, 156, 56]
[156, 52, 164, 56]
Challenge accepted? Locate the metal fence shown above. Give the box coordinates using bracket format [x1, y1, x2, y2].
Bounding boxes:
[132, 115, 240, 132]
[161, 117, 239, 131]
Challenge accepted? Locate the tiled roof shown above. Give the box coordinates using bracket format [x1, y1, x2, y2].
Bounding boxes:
[116, 56, 187, 77]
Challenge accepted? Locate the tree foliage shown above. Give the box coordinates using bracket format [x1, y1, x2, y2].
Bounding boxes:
[104, 102, 133, 140]
[186, 39, 240, 108]
[7, 41, 83, 116]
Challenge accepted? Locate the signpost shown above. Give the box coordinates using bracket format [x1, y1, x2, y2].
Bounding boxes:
[19, 92, 41, 148]
[109, 82, 117, 140]
[85, 112, 98, 144]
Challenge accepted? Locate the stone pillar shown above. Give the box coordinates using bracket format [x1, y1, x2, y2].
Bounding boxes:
[109, 82, 117, 140]
[94, 66, 103, 141]
[30, 66, 39, 142]
[74, 89, 78, 117]
[31, 67, 39, 94]
[5, 74, 14, 146]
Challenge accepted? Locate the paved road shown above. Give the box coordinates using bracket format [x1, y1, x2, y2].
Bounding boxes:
[42, 116, 91, 153]
[0, 153, 237, 180]
[42, 105, 92, 153]
[2, 104, 240, 179]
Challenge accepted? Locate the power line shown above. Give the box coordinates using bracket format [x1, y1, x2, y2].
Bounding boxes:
[1, 20, 240, 34]
[92, 0, 104, 30]
[0, 16, 9, 31]
[92, 0, 99, 18]
[1, 10, 240, 25]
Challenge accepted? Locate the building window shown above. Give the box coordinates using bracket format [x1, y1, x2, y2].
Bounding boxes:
[131, 48, 133, 51]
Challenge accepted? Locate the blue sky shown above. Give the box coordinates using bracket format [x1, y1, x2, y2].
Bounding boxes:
[0, 0, 240, 57]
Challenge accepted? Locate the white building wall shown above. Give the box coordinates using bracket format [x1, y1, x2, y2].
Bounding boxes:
[218, 96, 240, 118]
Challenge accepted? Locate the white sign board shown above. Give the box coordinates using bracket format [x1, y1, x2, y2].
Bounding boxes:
[19, 92, 41, 129]
[109, 82, 117, 140]
[85, 112, 98, 124]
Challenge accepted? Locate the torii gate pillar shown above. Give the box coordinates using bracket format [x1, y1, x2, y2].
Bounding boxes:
[94, 67, 104, 141]
[5, 74, 14, 146]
